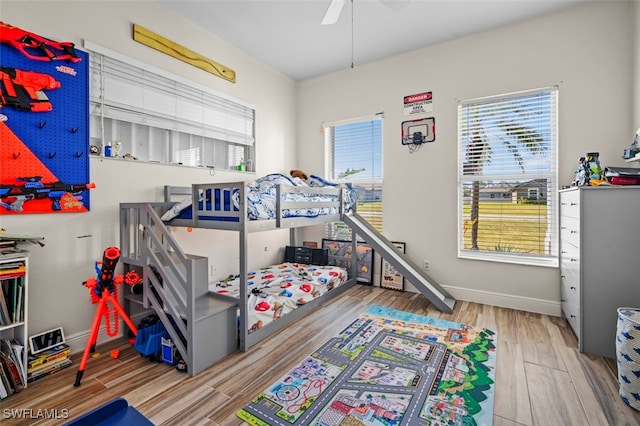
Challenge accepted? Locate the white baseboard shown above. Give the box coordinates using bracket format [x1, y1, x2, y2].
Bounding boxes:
[442, 284, 562, 317]
[65, 313, 147, 355]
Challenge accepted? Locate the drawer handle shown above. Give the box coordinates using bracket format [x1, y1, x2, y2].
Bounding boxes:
[570, 258, 577, 262]
[570, 202, 577, 206]
[561, 251, 567, 254]
[570, 286, 576, 290]
[570, 314, 576, 318]
[570, 230, 577, 234]
[560, 274, 566, 278]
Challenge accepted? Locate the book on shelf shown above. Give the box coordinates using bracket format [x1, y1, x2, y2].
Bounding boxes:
[0, 272, 25, 326]
[0, 287, 10, 326]
[1, 339, 26, 388]
[0, 363, 12, 399]
[9, 342, 25, 387]
[0, 263, 26, 274]
[0, 372, 7, 399]
[0, 351, 23, 394]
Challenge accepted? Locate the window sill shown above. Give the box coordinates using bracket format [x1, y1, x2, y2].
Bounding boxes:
[90, 155, 255, 173]
[458, 250, 558, 268]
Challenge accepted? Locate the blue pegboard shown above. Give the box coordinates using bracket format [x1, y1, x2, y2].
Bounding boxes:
[1, 22, 90, 213]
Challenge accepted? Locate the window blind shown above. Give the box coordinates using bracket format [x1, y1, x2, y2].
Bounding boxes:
[87, 43, 254, 147]
[458, 87, 558, 266]
[324, 115, 383, 239]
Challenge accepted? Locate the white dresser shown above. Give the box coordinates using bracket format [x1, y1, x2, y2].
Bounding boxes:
[559, 186, 640, 358]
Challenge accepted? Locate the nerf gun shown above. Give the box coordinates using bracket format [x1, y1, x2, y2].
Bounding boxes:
[0, 21, 81, 63]
[0, 67, 60, 112]
[0, 176, 96, 212]
[84, 247, 124, 301]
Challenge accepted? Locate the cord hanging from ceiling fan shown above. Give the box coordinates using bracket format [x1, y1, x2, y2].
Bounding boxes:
[351, 0, 355, 69]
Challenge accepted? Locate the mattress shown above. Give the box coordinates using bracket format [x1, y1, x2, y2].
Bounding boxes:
[210, 262, 347, 333]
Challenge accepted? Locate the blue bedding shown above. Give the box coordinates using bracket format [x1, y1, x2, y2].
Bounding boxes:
[161, 173, 361, 222]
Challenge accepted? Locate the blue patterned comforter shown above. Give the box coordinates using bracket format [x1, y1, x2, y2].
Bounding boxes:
[161, 173, 360, 222]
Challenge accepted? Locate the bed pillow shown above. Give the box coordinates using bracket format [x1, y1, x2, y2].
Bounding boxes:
[308, 175, 363, 210]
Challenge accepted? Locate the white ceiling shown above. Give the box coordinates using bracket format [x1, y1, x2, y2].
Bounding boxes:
[157, 0, 588, 81]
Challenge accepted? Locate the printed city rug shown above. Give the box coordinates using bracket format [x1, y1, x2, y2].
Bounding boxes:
[237, 305, 497, 426]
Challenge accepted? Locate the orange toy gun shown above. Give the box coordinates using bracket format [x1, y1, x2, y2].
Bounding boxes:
[0, 21, 81, 63]
[0, 67, 60, 112]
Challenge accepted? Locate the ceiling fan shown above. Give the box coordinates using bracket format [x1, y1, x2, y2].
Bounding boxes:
[321, 0, 348, 25]
[321, 0, 355, 67]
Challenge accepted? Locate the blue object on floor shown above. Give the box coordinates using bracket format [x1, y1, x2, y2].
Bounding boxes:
[63, 397, 154, 425]
[134, 321, 168, 357]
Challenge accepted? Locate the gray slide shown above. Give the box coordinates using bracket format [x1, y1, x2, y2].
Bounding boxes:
[342, 212, 456, 313]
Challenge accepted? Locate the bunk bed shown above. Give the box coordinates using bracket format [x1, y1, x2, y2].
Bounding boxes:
[119, 173, 456, 377]
[119, 174, 361, 376]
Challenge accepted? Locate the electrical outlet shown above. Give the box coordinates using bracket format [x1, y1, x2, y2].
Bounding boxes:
[210, 265, 216, 278]
[423, 260, 430, 271]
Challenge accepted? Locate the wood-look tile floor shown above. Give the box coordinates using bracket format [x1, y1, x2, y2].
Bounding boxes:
[3, 285, 640, 425]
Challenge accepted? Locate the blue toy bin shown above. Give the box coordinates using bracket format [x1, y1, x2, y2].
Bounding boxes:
[133, 322, 168, 357]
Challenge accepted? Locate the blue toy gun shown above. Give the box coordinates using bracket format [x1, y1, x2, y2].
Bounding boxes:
[0, 176, 95, 212]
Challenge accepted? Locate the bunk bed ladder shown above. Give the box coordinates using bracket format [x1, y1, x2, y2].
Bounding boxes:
[341, 212, 456, 313]
[119, 203, 237, 376]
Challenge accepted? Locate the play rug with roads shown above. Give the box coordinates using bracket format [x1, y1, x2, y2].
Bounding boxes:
[237, 305, 497, 426]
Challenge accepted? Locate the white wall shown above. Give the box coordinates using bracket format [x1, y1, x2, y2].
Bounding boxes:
[297, 1, 634, 315]
[1, 1, 297, 351]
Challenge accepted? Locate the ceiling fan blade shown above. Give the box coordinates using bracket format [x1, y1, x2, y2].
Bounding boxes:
[321, 0, 346, 25]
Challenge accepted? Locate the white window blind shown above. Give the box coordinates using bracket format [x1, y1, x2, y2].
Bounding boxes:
[324, 114, 383, 240]
[85, 41, 255, 169]
[458, 87, 558, 267]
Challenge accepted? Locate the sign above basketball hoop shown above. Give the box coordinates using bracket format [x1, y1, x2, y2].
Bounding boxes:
[404, 91, 433, 116]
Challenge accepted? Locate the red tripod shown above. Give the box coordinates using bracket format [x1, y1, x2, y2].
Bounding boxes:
[74, 247, 139, 387]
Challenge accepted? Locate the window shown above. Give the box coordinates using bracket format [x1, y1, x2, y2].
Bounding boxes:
[458, 87, 558, 267]
[324, 114, 383, 240]
[85, 41, 255, 170]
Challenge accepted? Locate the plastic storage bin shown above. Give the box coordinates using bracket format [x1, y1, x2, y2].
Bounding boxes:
[133, 321, 168, 358]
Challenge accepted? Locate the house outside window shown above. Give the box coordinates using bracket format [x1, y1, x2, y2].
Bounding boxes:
[458, 87, 558, 267]
[324, 114, 383, 240]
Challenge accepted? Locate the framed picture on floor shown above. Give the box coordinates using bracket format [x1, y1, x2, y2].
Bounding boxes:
[322, 239, 374, 285]
[380, 242, 405, 291]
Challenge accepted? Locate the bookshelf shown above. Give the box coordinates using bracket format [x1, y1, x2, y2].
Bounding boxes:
[0, 251, 29, 399]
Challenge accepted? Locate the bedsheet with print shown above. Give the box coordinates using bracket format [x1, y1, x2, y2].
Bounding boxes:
[209, 262, 347, 333]
[161, 173, 361, 222]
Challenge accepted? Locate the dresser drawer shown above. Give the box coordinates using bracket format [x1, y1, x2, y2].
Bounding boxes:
[562, 299, 581, 340]
[560, 244, 580, 272]
[560, 190, 580, 219]
[561, 272, 580, 306]
[560, 216, 580, 247]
